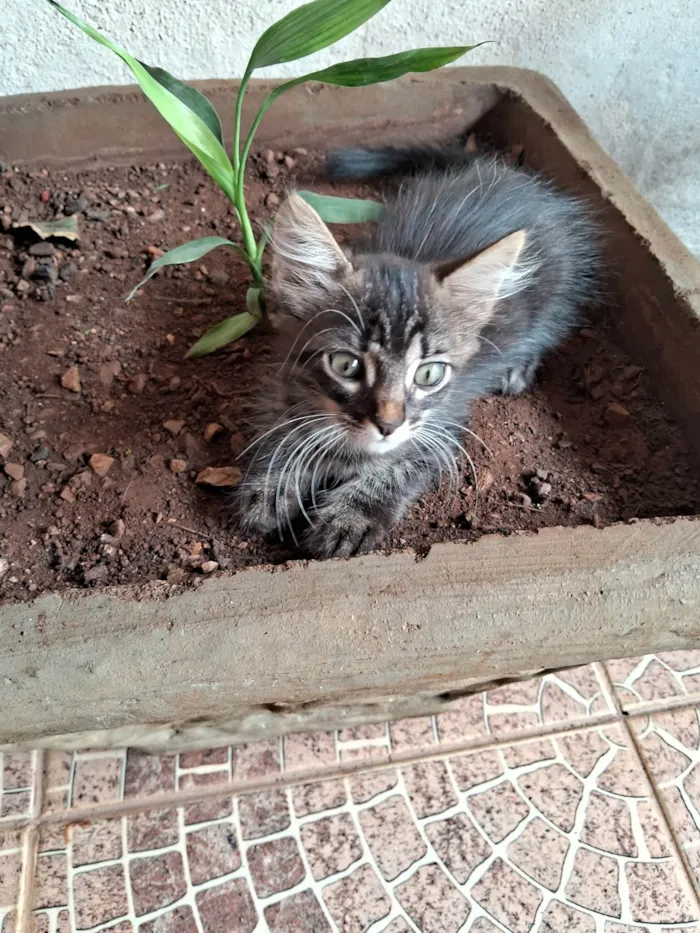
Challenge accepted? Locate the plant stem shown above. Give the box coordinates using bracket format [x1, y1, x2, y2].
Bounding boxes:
[232, 65, 253, 175]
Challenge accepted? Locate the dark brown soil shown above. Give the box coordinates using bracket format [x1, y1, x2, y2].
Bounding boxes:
[1, 146, 699, 604]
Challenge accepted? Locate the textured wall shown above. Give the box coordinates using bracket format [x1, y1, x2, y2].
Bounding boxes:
[3, 0, 699, 255]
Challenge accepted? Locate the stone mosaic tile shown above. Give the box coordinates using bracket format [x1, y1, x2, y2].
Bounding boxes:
[26, 717, 700, 933]
[1, 751, 36, 822]
[633, 705, 700, 897]
[607, 652, 700, 710]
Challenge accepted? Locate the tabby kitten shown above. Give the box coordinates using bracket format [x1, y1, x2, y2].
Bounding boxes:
[235, 146, 599, 558]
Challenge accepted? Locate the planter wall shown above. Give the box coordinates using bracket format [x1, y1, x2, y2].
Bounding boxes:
[1, 67, 699, 752]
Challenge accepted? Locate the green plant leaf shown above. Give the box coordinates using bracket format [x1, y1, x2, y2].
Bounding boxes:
[249, 0, 391, 68]
[186, 313, 258, 357]
[246, 286, 264, 318]
[47, 1, 234, 199]
[126, 237, 242, 301]
[298, 191, 384, 223]
[283, 45, 478, 90]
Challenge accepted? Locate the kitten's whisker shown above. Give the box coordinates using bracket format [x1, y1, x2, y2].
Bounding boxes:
[418, 428, 460, 493]
[291, 329, 338, 371]
[337, 282, 366, 332]
[440, 420, 494, 457]
[292, 426, 339, 527]
[428, 427, 480, 512]
[237, 413, 328, 460]
[276, 424, 337, 533]
[309, 429, 345, 512]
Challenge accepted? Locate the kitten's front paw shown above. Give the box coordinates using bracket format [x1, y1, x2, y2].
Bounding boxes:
[236, 483, 281, 538]
[304, 508, 387, 559]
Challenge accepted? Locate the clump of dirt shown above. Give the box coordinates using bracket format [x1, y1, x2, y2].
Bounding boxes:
[0, 146, 698, 604]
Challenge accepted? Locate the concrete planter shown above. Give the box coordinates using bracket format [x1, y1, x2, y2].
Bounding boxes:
[1, 67, 699, 753]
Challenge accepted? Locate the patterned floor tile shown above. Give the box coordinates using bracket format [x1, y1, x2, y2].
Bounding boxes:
[632, 705, 700, 893]
[28, 720, 699, 933]
[607, 652, 700, 710]
[1, 751, 36, 822]
[0, 827, 22, 931]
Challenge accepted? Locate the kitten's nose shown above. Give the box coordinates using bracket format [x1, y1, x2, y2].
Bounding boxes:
[375, 401, 405, 437]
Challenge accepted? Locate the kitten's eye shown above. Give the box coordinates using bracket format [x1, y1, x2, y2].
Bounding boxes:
[329, 351, 362, 380]
[414, 361, 448, 388]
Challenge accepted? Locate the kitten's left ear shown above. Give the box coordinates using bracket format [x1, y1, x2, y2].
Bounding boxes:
[437, 229, 530, 325]
[271, 193, 352, 316]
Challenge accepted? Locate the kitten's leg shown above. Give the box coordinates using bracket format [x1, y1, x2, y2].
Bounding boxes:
[236, 435, 311, 539]
[303, 460, 434, 558]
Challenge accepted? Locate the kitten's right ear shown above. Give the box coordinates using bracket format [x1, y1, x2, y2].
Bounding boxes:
[271, 193, 352, 316]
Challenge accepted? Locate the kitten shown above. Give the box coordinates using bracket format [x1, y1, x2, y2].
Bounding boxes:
[235, 146, 599, 558]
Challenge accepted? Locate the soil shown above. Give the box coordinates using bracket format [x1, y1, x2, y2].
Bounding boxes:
[1, 143, 699, 604]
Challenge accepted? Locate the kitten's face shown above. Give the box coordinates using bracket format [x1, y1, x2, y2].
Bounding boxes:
[271, 194, 526, 457]
[280, 259, 457, 457]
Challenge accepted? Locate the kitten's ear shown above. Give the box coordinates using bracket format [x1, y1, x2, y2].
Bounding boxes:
[271, 193, 352, 316]
[437, 230, 530, 325]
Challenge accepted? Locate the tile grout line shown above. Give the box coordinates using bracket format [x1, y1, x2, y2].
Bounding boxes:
[598, 662, 700, 915]
[31, 712, 628, 827]
[15, 750, 45, 933]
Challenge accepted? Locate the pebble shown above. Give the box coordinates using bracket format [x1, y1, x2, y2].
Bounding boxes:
[21, 258, 37, 279]
[166, 567, 186, 584]
[110, 518, 126, 541]
[293, 147, 308, 156]
[0, 433, 13, 458]
[604, 401, 631, 425]
[10, 478, 27, 498]
[61, 365, 81, 393]
[265, 192, 280, 208]
[208, 269, 229, 286]
[519, 492, 533, 508]
[64, 197, 88, 215]
[169, 458, 187, 474]
[31, 446, 51, 463]
[59, 486, 76, 503]
[283, 155, 296, 170]
[229, 432, 247, 456]
[200, 560, 219, 574]
[146, 245, 164, 258]
[59, 261, 77, 281]
[203, 422, 224, 443]
[478, 470, 494, 495]
[34, 262, 58, 284]
[4, 463, 24, 481]
[29, 242, 56, 257]
[535, 468, 550, 481]
[148, 208, 166, 223]
[0, 558, 8, 579]
[89, 453, 114, 477]
[98, 360, 121, 385]
[128, 373, 147, 394]
[195, 465, 242, 487]
[85, 207, 110, 222]
[164, 419, 185, 437]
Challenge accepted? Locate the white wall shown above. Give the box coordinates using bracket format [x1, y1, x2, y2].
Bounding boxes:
[3, 0, 699, 255]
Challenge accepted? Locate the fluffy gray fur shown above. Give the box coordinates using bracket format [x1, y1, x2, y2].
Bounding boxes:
[235, 146, 600, 558]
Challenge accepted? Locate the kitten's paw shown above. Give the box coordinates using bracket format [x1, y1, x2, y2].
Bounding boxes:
[499, 361, 539, 396]
[304, 509, 386, 559]
[236, 484, 283, 537]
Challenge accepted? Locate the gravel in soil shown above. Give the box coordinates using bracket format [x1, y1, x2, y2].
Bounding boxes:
[0, 146, 699, 604]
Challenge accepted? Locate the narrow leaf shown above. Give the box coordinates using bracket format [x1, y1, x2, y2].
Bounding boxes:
[298, 191, 384, 223]
[47, 2, 234, 199]
[186, 313, 258, 357]
[250, 0, 390, 68]
[282, 46, 478, 90]
[246, 286, 264, 318]
[126, 237, 241, 301]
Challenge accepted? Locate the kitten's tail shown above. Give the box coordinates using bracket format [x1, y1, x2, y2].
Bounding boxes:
[325, 145, 474, 180]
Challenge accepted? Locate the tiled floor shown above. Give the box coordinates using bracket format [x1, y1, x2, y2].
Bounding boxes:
[4, 654, 700, 931]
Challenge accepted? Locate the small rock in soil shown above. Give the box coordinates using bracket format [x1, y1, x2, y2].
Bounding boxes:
[146, 245, 164, 258]
[169, 458, 187, 474]
[148, 208, 165, 223]
[85, 208, 110, 222]
[265, 192, 280, 208]
[604, 401, 631, 425]
[21, 258, 37, 279]
[0, 433, 13, 458]
[478, 470, 494, 495]
[4, 463, 24, 481]
[89, 452, 114, 477]
[10, 478, 27, 498]
[0, 558, 8, 579]
[59, 486, 76, 503]
[98, 361, 121, 385]
[59, 261, 77, 281]
[64, 197, 88, 215]
[60, 365, 82, 393]
[201, 560, 219, 574]
[34, 262, 58, 284]
[164, 419, 185, 437]
[31, 445, 51, 463]
[283, 155, 296, 170]
[229, 432, 247, 456]
[195, 465, 242, 487]
[166, 567, 186, 584]
[207, 270, 229, 286]
[203, 422, 224, 442]
[29, 242, 56, 257]
[128, 373, 147, 394]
